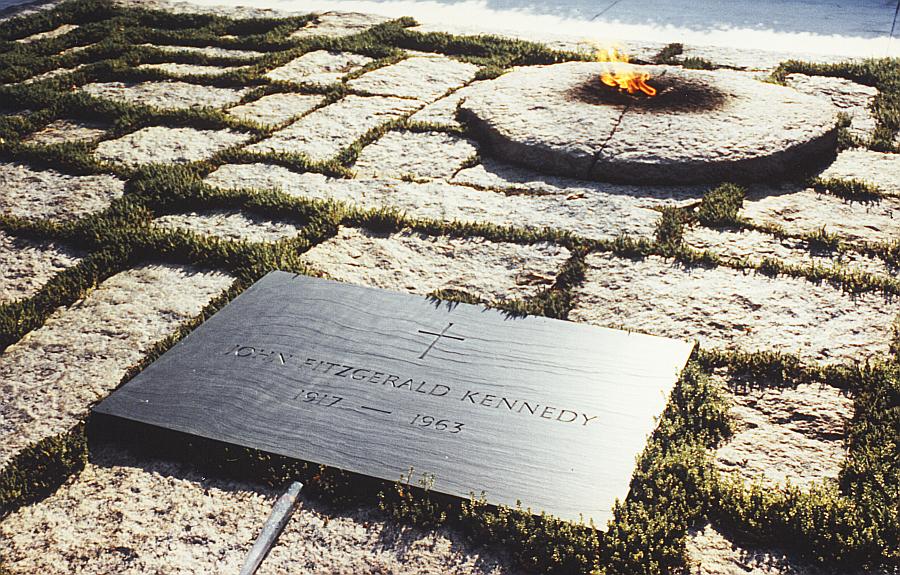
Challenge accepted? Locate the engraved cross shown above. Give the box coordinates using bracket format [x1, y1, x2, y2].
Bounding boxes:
[417, 323, 465, 359]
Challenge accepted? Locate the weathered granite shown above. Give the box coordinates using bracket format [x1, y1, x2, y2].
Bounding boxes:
[715, 380, 852, 488]
[742, 185, 900, 245]
[153, 210, 305, 243]
[95, 126, 251, 166]
[204, 164, 662, 240]
[19, 65, 85, 85]
[303, 227, 569, 300]
[459, 62, 838, 184]
[264, 50, 373, 86]
[0, 162, 124, 222]
[289, 11, 390, 39]
[0, 231, 82, 304]
[136, 62, 248, 76]
[784, 74, 878, 139]
[22, 119, 107, 145]
[15, 23, 77, 43]
[141, 43, 265, 60]
[569, 253, 896, 364]
[226, 92, 325, 127]
[353, 130, 479, 180]
[408, 81, 486, 128]
[348, 56, 479, 102]
[0, 264, 233, 469]
[818, 149, 900, 196]
[81, 80, 250, 110]
[246, 95, 421, 162]
[0, 444, 518, 575]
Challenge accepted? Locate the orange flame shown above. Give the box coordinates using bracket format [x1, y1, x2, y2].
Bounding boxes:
[591, 45, 656, 97]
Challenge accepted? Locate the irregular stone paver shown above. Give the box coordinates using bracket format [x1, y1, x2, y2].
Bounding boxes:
[15, 23, 78, 43]
[348, 56, 479, 102]
[95, 126, 251, 166]
[153, 210, 305, 243]
[818, 149, 900, 195]
[22, 119, 107, 145]
[784, 73, 878, 139]
[226, 92, 324, 127]
[0, 444, 517, 575]
[141, 43, 265, 59]
[265, 50, 373, 86]
[20, 65, 85, 85]
[459, 63, 838, 184]
[137, 62, 248, 76]
[303, 227, 569, 300]
[0, 162, 124, 222]
[569, 253, 897, 364]
[289, 11, 389, 39]
[204, 164, 662, 239]
[81, 80, 249, 110]
[408, 81, 485, 128]
[742, 186, 900, 245]
[246, 95, 421, 162]
[0, 231, 82, 304]
[353, 130, 479, 179]
[715, 380, 852, 488]
[0, 264, 233, 469]
[683, 226, 896, 279]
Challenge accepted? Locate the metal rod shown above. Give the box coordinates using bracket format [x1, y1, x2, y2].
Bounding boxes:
[239, 481, 304, 575]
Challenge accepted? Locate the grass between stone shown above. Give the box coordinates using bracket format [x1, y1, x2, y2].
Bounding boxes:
[1, 1, 899, 573]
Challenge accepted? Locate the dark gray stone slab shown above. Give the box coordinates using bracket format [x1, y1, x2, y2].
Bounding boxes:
[95, 272, 694, 525]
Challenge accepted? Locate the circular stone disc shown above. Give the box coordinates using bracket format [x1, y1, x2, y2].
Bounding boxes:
[459, 62, 838, 184]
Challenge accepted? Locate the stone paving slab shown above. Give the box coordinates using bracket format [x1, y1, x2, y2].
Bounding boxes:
[742, 186, 900, 245]
[264, 50, 373, 86]
[226, 92, 325, 127]
[22, 118, 107, 146]
[153, 210, 306, 243]
[204, 164, 662, 240]
[569, 253, 897, 364]
[352, 130, 479, 180]
[140, 43, 265, 60]
[0, 162, 124, 222]
[289, 11, 390, 39]
[15, 23, 77, 43]
[683, 226, 896, 279]
[0, 264, 233, 470]
[137, 62, 249, 77]
[0, 231, 82, 304]
[303, 227, 569, 301]
[246, 95, 422, 162]
[94, 126, 252, 166]
[348, 56, 479, 102]
[818, 149, 900, 196]
[714, 379, 852, 488]
[784, 74, 878, 139]
[18, 64, 85, 85]
[81, 80, 250, 110]
[0, 444, 516, 575]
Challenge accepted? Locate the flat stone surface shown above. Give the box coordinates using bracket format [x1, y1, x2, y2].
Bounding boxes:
[784, 73, 878, 139]
[95, 126, 251, 166]
[153, 210, 305, 243]
[136, 62, 248, 76]
[226, 92, 325, 127]
[0, 162, 124, 222]
[569, 253, 896, 364]
[742, 186, 900, 245]
[683, 226, 896, 279]
[141, 43, 265, 59]
[348, 56, 479, 102]
[0, 264, 232, 470]
[818, 149, 900, 195]
[408, 82, 485, 128]
[303, 227, 569, 301]
[19, 65, 85, 85]
[264, 50, 373, 86]
[247, 95, 421, 162]
[81, 80, 249, 110]
[15, 23, 77, 43]
[459, 62, 838, 184]
[204, 164, 663, 240]
[715, 380, 852, 488]
[353, 130, 479, 179]
[289, 11, 390, 39]
[21, 119, 107, 145]
[0, 444, 518, 575]
[0, 231, 82, 304]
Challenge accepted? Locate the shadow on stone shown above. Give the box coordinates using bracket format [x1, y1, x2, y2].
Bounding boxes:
[567, 73, 728, 113]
